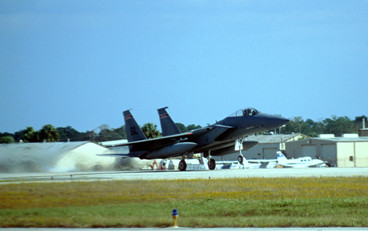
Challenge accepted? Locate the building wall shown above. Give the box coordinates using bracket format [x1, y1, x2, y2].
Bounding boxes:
[337, 142, 355, 167]
[285, 140, 320, 158]
[355, 142, 368, 167]
[285, 139, 337, 166]
[214, 152, 238, 161]
[320, 144, 336, 166]
[359, 129, 368, 137]
[285, 141, 303, 158]
[245, 143, 280, 159]
[301, 145, 317, 158]
[336, 141, 368, 167]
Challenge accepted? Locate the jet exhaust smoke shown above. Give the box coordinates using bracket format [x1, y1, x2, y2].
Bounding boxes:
[0, 142, 152, 173]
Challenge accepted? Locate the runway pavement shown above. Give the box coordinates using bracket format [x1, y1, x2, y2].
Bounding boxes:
[1, 167, 368, 184]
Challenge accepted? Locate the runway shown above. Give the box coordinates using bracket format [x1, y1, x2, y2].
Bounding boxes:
[1, 167, 368, 184]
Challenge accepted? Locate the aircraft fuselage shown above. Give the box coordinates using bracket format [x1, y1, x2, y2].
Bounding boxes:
[187, 112, 289, 155]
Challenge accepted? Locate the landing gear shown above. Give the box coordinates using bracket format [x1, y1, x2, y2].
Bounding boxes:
[179, 159, 187, 171]
[237, 138, 245, 167]
[207, 151, 216, 170]
[208, 158, 216, 170]
[237, 155, 244, 165]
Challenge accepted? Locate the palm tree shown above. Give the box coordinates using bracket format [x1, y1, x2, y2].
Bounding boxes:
[39, 124, 60, 142]
[141, 123, 161, 139]
[23, 127, 39, 142]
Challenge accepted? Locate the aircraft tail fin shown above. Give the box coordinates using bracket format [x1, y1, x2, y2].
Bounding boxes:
[158, 107, 181, 136]
[123, 110, 147, 142]
[277, 151, 288, 164]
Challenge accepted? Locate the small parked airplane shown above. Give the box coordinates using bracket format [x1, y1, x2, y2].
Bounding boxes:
[276, 151, 327, 168]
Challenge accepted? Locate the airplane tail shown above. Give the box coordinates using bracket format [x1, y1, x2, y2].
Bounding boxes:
[157, 107, 181, 136]
[123, 110, 147, 142]
[276, 151, 288, 164]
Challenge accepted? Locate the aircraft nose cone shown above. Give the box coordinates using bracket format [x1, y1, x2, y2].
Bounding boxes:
[258, 113, 290, 130]
[273, 115, 290, 127]
[278, 116, 290, 123]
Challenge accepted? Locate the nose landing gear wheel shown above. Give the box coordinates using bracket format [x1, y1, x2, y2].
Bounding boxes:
[179, 159, 187, 171]
[208, 158, 216, 170]
[237, 155, 244, 165]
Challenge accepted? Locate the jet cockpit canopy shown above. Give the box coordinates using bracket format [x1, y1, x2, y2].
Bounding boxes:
[230, 108, 259, 117]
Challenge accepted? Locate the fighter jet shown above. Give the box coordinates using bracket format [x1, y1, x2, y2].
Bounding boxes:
[158, 107, 259, 164]
[104, 107, 289, 171]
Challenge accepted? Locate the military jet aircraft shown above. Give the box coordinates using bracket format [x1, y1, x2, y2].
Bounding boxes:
[158, 107, 259, 164]
[104, 107, 289, 171]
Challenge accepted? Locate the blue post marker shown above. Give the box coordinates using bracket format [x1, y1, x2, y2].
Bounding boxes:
[172, 209, 179, 227]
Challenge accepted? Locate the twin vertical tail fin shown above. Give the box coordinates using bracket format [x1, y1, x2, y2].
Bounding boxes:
[123, 110, 146, 142]
[157, 107, 181, 136]
[124, 107, 180, 141]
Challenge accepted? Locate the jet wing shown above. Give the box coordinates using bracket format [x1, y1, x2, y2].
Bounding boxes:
[190, 124, 234, 137]
[213, 124, 234, 129]
[211, 124, 236, 141]
[111, 132, 193, 152]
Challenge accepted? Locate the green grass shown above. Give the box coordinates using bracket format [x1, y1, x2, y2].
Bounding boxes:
[1, 177, 368, 227]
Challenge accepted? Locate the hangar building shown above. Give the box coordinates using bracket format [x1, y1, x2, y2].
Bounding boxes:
[285, 134, 368, 167]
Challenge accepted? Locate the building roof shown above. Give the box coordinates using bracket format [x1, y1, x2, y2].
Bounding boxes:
[314, 137, 368, 142]
[245, 133, 305, 144]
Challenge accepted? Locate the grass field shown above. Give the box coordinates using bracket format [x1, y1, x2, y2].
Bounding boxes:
[0, 177, 368, 227]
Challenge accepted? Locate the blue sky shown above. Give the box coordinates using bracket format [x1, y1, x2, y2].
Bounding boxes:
[1, 0, 368, 133]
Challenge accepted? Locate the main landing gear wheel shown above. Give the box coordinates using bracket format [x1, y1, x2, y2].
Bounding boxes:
[208, 158, 216, 170]
[237, 155, 244, 165]
[179, 159, 187, 171]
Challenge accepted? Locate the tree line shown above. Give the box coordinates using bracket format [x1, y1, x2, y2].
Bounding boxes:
[0, 123, 202, 144]
[0, 115, 366, 143]
[282, 115, 367, 137]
